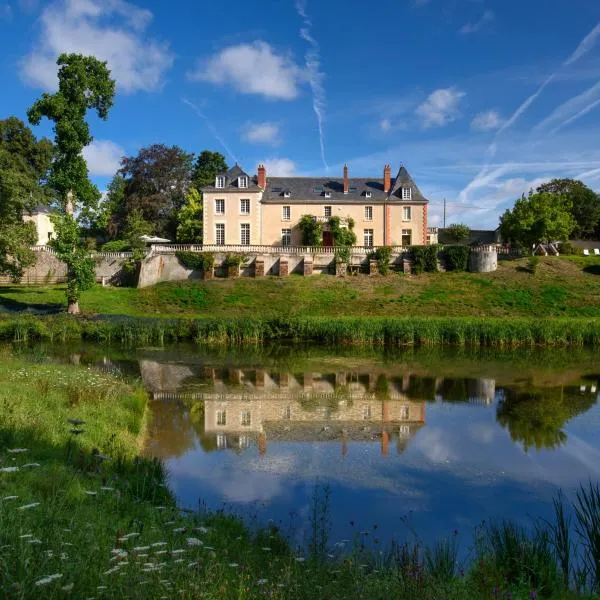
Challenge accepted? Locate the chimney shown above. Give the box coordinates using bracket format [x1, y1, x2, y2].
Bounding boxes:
[343, 164, 349, 194]
[383, 164, 391, 193]
[257, 163, 267, 189]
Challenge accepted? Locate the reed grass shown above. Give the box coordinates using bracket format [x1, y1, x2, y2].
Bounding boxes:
[3, 314, 600, 348]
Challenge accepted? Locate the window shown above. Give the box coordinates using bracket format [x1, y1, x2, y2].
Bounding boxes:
[399, 425, 410, 438]
[324, 206, 332, 217]
[241, 410, 251, 426]
[238, 176, 248, 189]
[240, 223, 250, 245]
[281, 229, 292, 247]
[402, 229, 412, 246]
[324, 192, 332, 199]
[240, 199, 250, 214]
[282, 206, 291, 221]
[215, 199, 225, 214]
[283, 191, 291, 198]
[364, 229, 374, 248]
[216, 433, 227, 449]
[402, 187, 412, 200]
[403, 206, 412, 221]
[217, 410, 226, 426]
[216, 176, 225, 189]
[364, 206, 373, 221]
[365, 191, 372, 198]
[283, 405, 292, 420]
[400, 405, 410, 421]
[239, 435, 249, 450]
[363, 405, 372, 420]
[215, 223, 225, 245]
[47, 231, 53, 240]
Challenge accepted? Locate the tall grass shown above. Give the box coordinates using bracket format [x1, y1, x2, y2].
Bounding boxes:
[3, 314, 600, 347]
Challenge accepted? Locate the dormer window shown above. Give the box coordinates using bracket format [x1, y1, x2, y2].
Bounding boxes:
[402, 187, 412, 200]
[283, 190, 291, 198]
[238, 176, 248, 189]
[216, 176, 225, 189]
[324, 192, 332, 199]
[365, 191, 372, 198]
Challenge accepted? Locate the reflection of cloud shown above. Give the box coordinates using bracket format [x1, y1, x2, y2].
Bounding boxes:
[413, 428, 453, 462]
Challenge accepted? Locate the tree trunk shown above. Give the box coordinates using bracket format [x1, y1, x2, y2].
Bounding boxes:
[67, 301, 80, 314]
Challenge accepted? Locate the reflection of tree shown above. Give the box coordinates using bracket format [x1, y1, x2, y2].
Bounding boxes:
[145, 401, 196, 459]
[189, 401, 218, 453]
[496, 386, 597, 451]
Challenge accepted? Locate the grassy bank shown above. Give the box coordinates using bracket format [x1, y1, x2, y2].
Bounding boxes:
[3, 257, 600, 319]
[1, 356, 600, 598]
[2, 313, 600, 347]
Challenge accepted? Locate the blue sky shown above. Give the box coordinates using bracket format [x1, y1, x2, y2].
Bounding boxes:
[1, 0, 600, 228]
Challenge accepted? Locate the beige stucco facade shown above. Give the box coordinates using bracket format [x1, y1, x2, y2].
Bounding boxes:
[22, 211, 55, 246]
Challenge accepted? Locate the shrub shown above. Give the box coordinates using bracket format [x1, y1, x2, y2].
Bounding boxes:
[560, 242, 583, 256]
[224, 253, 247, 267]
[299, 215, 322, 246]
[410, 245, 439, 274]
[528, 255, 539, 275]
[369, 246, 393, 275]
[101, 240, 131, 252]
[444, 245, 470, 272]
[176, 251, 215, 272]
[334, 247, 350, 264]
[328, 216, 357, 247]
[444, 223, 471, 243]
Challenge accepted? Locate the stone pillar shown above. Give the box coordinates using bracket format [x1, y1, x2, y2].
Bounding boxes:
[227, 264, 240, 278]
[403, 258, 412, 274]
[254, 258, 265, 277]
[203, 266, 214, 280]
[335, 261, 347, 277]
[279, 258, 289, 277]
[255, 369, 265, 387]
[369, 259, 378, 275]
[279, 372, 290, 388]
[303, 257, 313, 276]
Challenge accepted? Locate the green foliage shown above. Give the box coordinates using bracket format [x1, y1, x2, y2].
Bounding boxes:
[299, 214, 323, 246]
[100, 239, 130, 252]
[370, 246, 393, 275]
[192, 150, 228, 190]
[538, 179, 600, 240]
[176, 251, 215, 272]
[328, 216, 357, 247]
[94, 174, 126, 236]
[27, 53, 115, 214]
[0, 221, 38, 281]
[444, 245, 470, 272]
[123, 208, 152, 261]
[444, 223, 471, 244]
[224, 253, 247, 267]
[50, 214, 95, 308]
[176, 187, 203, 243]
[559, 242, 584, 256]
[410, 245, 439, 274]
[334, 247, 351, 264]
[528, 255, 540, 275]
[500, 191, 576, 249]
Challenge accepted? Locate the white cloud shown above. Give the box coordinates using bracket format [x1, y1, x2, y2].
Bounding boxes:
[263, 158, 297, 177]
[82, 139, 124, 176]
[242, 122, 281, 146]
[380, 119, 392, 133]
[416, 88, 465, 128]
[471, 110, 504, 131]
[188, 41, 303, 101]
[459, 9, 495, 35]
[20, 0, 174, 93]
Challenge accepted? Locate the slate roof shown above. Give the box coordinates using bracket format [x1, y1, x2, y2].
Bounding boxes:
[202, 164, 262, 192]
[27, 203, 52, 215]
[263, 165, 428, 204]
[438, 228, 502, 245]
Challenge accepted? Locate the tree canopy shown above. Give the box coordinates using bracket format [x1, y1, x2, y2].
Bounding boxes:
[27, 53, 115, 313]
[117, 144, 194, 239]
[537, 179, 600, 240]
[176, 187, 203, 243]
[444, 223, 471, 244]
[0, 117, 54, 280]
[192, 150, 228, 191]
[499, 191, 576, 249]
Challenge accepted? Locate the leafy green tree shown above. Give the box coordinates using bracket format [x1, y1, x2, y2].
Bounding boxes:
[499, 191, 575, 251]
[176, 187, 203, 243]
[192, 151, 228, 190]
[94, 174, 126, 238]
[50, 214, 96, 313]
[0, 117, 54, 280]
[123, 209, 152, 260]
[444, 223, 471, 244]
[298, 215, 322, 246]
[537, 179, 600, 240]
[117, 144, 194, 239]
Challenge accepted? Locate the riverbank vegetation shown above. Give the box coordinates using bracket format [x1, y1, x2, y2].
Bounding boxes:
[1, 354, 599, 598]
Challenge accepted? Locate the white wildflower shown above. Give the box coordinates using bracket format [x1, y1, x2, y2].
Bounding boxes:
[228, 563, 239, 568]
[103, 566, 120, 575]
[100, 487, 114, 491]
[2, 496, 18, 501]
[186, 538, 202, 546]
[20, 534, 34, 539]
[173, 558, 184, 564]
[173, 527, 186, 533]
[18, 503, 40, 510]
[257, 579, 268, 585]
[84, 491, 97, 497]
[151, 542, 167, 548]
[22, 463, 41, 468]
[7, 448, 28, 453]
[194, 526, 209, 534]
[133, 546, 151, 552]
[61, 583, 74, 592]
[261, 547, 271, 552]
[295, 557, 306, 562]
[0, 467, 19, 473]
[171, 549, 186, 555]
[35, 573, 63, 586]
[188, 562, 198, 568]
[155, 550, 168, 555]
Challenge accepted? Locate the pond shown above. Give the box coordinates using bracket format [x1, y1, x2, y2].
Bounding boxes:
[20, 343, 600, 549]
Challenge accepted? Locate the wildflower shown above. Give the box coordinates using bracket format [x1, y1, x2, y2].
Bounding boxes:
[2, 496, 18, 501]
[194, 526, 209, 534]
[100, 487, 114, 492]
[7, 448, 28, 453]
[173, 559, 184, 564]
[85, 491, 97, 497]
[18, 503, 40, 510]
[28, 539, 42, 544]
[61, 583, 74, 592]
[261, 547, 271, 552]
[295, 557, 306, 563]
[97, 586, 107, 591]
[103, 566, 120, 576]
[0, 467, 19, 473]
[171, 549, 186, 555]
[228, 563, 239, 568]
[188, 562, 199, 568]
[133, 546, 151, 552]
[20, 534, 34, 539]
[173, 527, 186, 533]
[155, 550, 168, 555]
[257, 579, 268, 585]
[151, 542, 167, 548]
[35, 574, 63, 586]
[186, 538, 202, 546]
[22, 463, 41, 468]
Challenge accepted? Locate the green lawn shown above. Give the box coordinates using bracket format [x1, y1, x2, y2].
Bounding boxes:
[3, 256, 600, 319]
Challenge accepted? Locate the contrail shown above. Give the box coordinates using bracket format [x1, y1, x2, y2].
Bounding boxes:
[181, 98, 239, 164]
[296, 0, 328, 171]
